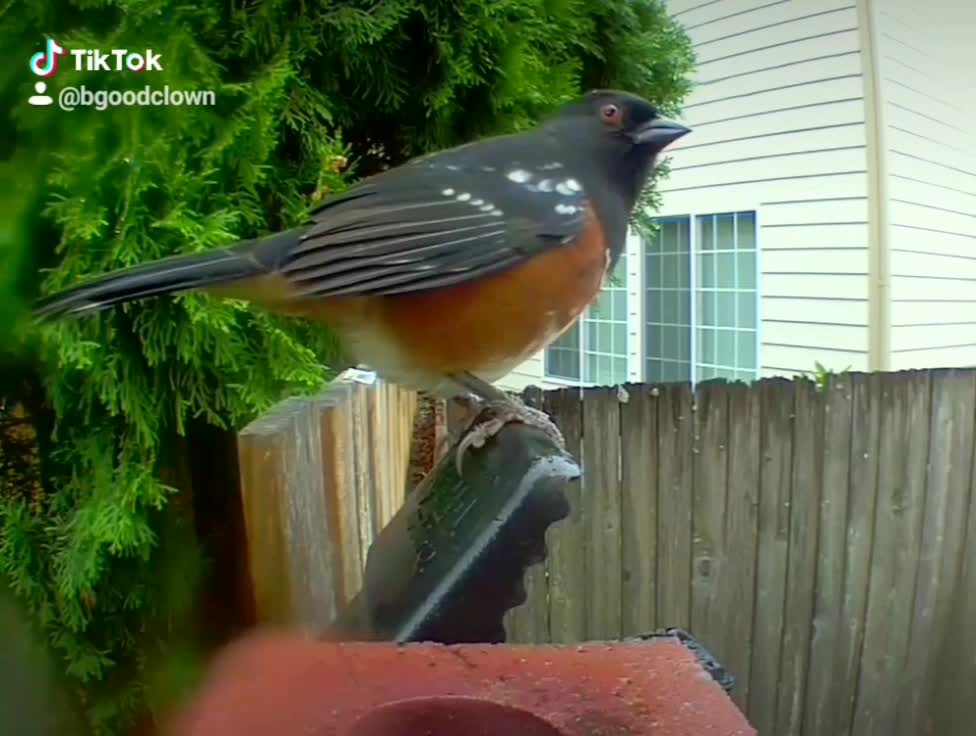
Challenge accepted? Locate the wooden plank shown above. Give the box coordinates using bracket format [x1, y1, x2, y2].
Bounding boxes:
[238, 397, 338, 629]
[620, 383, 660, 636]
[656, 382, 694, 631]
[385, 383, 404, 524]
[318, 383, 362, 604]
[365, 382, 389, 537]
[720, 380, 761, 711]
[897, 369, 976, 736]
[852, 370, 931, 736]
[775, 377, 823, 736]
[931, 412, 976, 734]
[804, 373, 855, 736]
[834, 372, 883, 736]
[238, 421, 291, 626]
[545, 386, 586, 643]
[582, 386, 623, 641]
[503, 386, 551, 644]
[371, 382, 392, 530]
[747, 378, 795, 735]
[348, 382, 375, 574]
[381, 381, 412, 524]
[690, 379, 730, 670]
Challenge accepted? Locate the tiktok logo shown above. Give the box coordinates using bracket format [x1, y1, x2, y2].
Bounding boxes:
[30, 38, 66, 78]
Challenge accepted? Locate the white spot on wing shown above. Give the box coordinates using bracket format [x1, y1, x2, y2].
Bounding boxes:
[541, 162, 563, 170]
[480, 204, 494, 212]
[442, 188, 455, 196]
[555, 203, 579, 215]
[506, 169, 531, 183]
[537, 179, 554, 192]
[471, 199, 484, 206]
[556, 179, 581, 196]
[490, 208, 503, 216]
[456, 192, 471, 202]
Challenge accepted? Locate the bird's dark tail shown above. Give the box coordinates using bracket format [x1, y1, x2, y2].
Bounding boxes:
[33, 231, 297, 322]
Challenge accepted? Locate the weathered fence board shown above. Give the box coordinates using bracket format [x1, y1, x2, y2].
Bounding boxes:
[238, 397, 338, 629]
[721, 381, 761, 712]
[238, 376, 417, 629]
[582, 386, 623, 641]
[776, 378, 823, 736]
[504, 386, 552, 644]
[747, 378, 794, 736]
[853, 372, 931, 736]
[690, 381, 730, 689]
[619, 383, 659, 637]
[318, 383, 361, 604]
[656, 382, 694, 631]
[835, 372, 882, 736]
[804, 375, 855, 736]
[898, 369, 976, 736]
[544, 387, 586, 644]
[933, 458, 976, 734]
[237, 368, 976, 736]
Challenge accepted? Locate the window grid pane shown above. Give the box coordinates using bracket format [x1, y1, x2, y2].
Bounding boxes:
[694, 211, 758, 380]
[544, 253, 630, 385]
[644, 218, 692, 383]
[545, 320, 581, 380]
[581, 251, 629, 385]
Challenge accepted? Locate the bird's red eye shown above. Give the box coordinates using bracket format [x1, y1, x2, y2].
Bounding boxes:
[600, 103, 622, 125]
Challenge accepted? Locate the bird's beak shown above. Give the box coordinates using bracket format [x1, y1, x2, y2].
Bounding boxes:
[631, 117, 692, 147]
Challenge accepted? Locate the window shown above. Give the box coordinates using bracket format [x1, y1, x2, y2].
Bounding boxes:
[544, 251, 631, 385]
[643, 211, 759, 384]
[645, 217, 692, 383]
[543, 211, 759, 387]
[694, 212, 758, 381]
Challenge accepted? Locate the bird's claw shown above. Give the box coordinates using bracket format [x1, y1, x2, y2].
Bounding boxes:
[454, 398, 566, 476]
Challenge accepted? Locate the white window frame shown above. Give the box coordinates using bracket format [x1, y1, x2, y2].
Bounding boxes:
[637, 209, 762, 387]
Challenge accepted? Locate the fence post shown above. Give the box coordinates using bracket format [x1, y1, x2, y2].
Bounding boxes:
[237, 396, 339, 630]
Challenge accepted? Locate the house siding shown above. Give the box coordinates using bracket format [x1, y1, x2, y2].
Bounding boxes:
[661, 0, 871, 378]
[874, 0, 976, 369]
[497, 0, 874, 392]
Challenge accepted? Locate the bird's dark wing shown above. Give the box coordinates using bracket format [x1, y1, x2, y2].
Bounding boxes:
[276, 138, 590, 298]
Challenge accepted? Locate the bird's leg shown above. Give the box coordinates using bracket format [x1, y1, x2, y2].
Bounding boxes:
[448, 372, 566, 475]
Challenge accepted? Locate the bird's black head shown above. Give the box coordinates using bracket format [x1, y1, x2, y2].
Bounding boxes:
[543, 89, 691, 210]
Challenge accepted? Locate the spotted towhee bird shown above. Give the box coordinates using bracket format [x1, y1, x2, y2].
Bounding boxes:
[34, 90, 690, 472]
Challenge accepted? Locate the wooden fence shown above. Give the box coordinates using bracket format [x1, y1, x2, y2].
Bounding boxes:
[236, 375, 428, 628]
[235, 368, 976, 736]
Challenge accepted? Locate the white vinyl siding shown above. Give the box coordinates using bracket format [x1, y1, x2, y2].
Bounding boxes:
[661, 0, 871, 377]
[875, 0, 976, 369]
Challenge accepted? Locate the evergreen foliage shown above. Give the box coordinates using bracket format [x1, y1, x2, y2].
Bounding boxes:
[1, 1, 694, 732]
